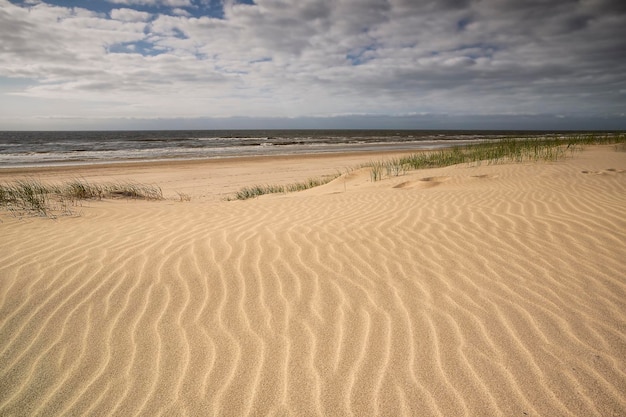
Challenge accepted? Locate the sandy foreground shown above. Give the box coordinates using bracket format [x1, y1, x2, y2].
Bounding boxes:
[0, 145, 625, 416]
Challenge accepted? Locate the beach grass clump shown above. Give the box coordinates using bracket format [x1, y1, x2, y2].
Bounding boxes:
[59, 179, 105, 201]
[369, 161, 385, 182]
[15, 180, 49, 214]
[232, 184, 285, 200]
[103, 182, 163, 200]
[229, 174, 340, 200]
[395, 147, 467, 171]
[176, 191, 192, 202]
[369, 159, 410, 181]
[0, 179, 50, 215]
[367, 133, 626, 181]
[385, 158, 410, 177]
[284, 177, 334, 192]
[0, 179, 163, 217]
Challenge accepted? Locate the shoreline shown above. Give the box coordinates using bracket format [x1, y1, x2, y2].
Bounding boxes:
[0, 134, 489, 170]
[0, 148, 423, 175]
[6, 131, 621, 172]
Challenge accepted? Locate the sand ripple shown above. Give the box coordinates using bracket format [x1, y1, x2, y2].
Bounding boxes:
[1, 147, 625, 416]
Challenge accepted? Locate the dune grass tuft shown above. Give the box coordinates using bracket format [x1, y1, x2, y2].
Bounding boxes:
[176, 191, 192, 202]
[0, 179, 50, 215]
[103, 182, 163, 200]
[228, 174, 340, 200]
[0, 179, 163, 218]
[367, 133, 626, 181]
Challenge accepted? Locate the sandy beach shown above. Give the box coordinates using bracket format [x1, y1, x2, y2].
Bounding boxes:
[1, 145, 625, 416]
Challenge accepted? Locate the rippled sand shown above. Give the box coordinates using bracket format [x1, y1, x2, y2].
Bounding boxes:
[1, 146, 625, 416]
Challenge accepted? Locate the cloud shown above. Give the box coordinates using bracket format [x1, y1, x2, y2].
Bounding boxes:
[1, 0, 625, 127]
[110, 8, 152, 21]
[170, 7, 191, 16]
[106, 0, 192, 7]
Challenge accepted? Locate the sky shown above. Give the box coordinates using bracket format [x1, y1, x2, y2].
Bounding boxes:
[1, 0, 625, 130]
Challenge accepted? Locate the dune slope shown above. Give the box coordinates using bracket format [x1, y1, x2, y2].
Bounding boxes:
[1, 146, 625, 416]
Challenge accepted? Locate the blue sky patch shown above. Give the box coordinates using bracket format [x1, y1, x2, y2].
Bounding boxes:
[250, 57, 272, 64]
[454, 43, 499, 59]
[346, 45, 377, 66]
[456, 17, 472, 31]
[108, 40, 166, 56]
[8, 0, 226, 19]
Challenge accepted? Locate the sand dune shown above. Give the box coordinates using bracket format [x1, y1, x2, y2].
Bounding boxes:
[1, 146, 625, 416]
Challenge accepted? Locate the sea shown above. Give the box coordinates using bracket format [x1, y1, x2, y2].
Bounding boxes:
[0, 130, 598, 168]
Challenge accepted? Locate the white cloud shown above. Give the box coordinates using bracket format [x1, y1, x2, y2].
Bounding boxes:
[170, 7, 192, 16]
[110, 8, 152, 22]
[107, 0, 192, 7]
